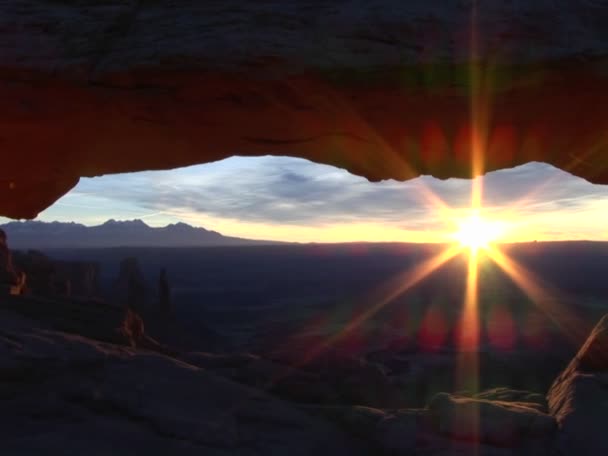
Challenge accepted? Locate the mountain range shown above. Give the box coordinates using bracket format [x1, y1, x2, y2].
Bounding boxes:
[0, 219, 283, 249]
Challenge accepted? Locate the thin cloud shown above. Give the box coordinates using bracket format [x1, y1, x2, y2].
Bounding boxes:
[24, 156, 608, 241]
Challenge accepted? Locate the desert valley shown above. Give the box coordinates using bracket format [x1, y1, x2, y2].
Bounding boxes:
[1, 220, 607, 454]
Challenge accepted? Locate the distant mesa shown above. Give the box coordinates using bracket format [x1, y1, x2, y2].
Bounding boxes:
[0, 219, 284, 248]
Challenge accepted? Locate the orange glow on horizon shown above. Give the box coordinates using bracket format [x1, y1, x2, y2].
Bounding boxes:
[453, 212, 507, 252]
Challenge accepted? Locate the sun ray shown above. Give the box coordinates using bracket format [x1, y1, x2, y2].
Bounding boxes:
[452, 2, 487, 447]
[455, 249, 481, 437]
[221, 0, 595, 429]
[297, 245, 462, 363]
[259, 244, 462, 390]
[484, 245, 588, 345]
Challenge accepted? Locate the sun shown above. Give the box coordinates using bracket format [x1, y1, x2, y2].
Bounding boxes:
[454, 213, 504, 253]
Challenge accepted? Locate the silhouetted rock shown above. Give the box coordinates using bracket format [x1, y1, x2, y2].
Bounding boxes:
[115, 257, 148, 312]
[116, 307, 168, 354]
[0, 220, 279, 248]
[302, 405, 388, 434]
[375, 409, 421, 454]
[12, 250, 62, 296]
[159, 267, 171, 315]
[0, 305, 368, 455]
[184, 352, 337, 404]
[308, 389, 557, 454]
[473, 388, 548, 413]
[53, 260, 99, 297]
[428, 392, 556, 447]
[0, 228, 26, 295]
[548, 314, 608, 455]
[270, 349, 406, 407]
[119, 308, 145, 348]
[335, 359, 401, 407]
[415, 437, 521, 456]
[183, 352, 260, 370]
[303, 405, 425, 454]
[11, 250, 99, 298]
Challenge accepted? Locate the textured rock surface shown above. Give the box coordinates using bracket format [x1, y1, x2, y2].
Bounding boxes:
[375, 409, 420, 454]
[0, 301, 368, 455]
[547, 314, 608, 455]
[473, 388, 548, 413]
[185, 350, 409, 408]
[12, 249, 100, 298]
[4, 294, 608, 454]
[429, 392, 556, 447]
[1, 1, 608, 218]
[302, 405, 421, 454]
[185, 351, 336, 404]
[114, 257, 148, 311]
[303, 401, 555, 456]
[0, 229, 23, 292]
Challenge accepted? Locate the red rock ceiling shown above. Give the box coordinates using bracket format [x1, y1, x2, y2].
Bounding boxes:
[1, 2, 607, 219]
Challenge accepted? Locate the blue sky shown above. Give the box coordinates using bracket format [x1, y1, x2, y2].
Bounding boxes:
[3, 157, 608, 242]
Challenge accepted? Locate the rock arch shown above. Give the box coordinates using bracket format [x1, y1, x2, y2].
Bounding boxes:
[1, 1, 607, 219]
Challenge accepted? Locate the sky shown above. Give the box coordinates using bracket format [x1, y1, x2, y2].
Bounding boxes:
[2, 157, 608, 243]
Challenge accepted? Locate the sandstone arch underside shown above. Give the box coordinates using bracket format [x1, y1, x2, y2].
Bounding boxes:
[1, 1, 608, 219]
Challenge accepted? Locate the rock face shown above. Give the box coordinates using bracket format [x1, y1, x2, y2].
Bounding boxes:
[0, 229, 26, 295]
[547, 314, 608, 455]
[1, 2, 608, 219]
[0, 304, 368, 455]
[11, 250, 59, 295]
[281, 350, 407, 408]
[473, 388, 548, 413]
[429, 392, 556, 447]
[302, 405, 421, 454]
[185, 352, 336, 404]
[12, 250, 100, 298]
[54, 260, 100, 297]
[304, 395, 557, 456]
[114, 257, 148, 312]
[159, 268, 171, 316]
[2, 292, 607, 454]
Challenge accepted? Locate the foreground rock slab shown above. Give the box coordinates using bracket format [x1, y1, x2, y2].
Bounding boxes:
[0, 302, 368, 455]
[429, 392, 556, 448]
[548, 314, 608, 455]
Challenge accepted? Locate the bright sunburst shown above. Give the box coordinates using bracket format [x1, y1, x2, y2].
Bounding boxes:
[282, 7, 587, 443]
[453, 213, 505, 253]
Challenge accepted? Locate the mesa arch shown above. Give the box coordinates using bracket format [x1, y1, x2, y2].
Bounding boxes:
[1, 1, 608, 219]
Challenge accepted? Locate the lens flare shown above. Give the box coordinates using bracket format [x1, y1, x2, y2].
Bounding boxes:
[454, 213, 505, 253]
